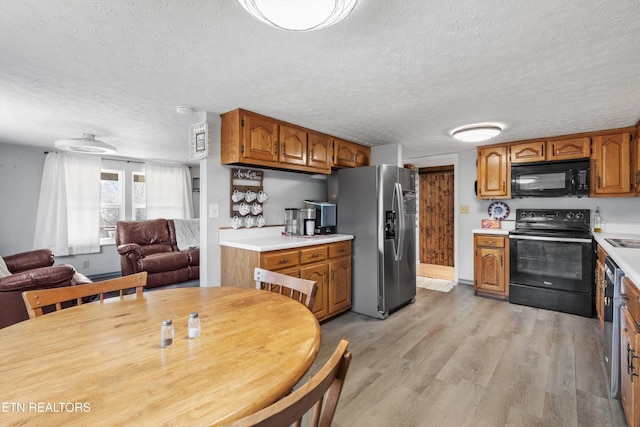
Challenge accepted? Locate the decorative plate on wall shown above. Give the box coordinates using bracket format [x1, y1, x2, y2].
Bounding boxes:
[488, 201, 510, 220]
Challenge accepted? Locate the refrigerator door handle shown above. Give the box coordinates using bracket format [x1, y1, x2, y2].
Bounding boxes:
[395, 182, 405, 261]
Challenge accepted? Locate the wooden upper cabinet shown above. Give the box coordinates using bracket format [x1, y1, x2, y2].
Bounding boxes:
[332, 138, 370, 168]
[477, 145, 510, 199]
[243, 112, 279, 162]
[510, 141, 546, 163]
[592, 132, 631, 196]
[355, 145, 371, 167]
[279, 124, 307, 166]
[510, 137, 590, 164]
[333, 138, 357, 168]
[221, 109, 367, 174]
[548, 136, 590, 160]
[307, 131, 332, 171]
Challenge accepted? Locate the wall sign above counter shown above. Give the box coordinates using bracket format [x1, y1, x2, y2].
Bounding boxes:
[230, 168, 267, 228]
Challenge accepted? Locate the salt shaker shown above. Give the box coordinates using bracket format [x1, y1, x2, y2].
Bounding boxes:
[161, 319, 174, 347]
[188, 312, 200, 339]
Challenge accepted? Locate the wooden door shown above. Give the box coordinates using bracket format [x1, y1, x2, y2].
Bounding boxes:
[279, 124, 307, 166]
[510, 141, 546, 163]
[620, 307, 639, 427]
[475, 247, 506, 293]
[301, 263, 328, 320]
[419, 166, 454, 267]
[329, 257, 351, 314]
[307, 131, 331, 170]
[242, 113, 278, 162]
[592, 132, 631, 195]
[549, 137, 591, 160]
[477, 145, 510, 198]
[333, 139, 356, 168]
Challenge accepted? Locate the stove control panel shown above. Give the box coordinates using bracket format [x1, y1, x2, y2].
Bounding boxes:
[516, 209, 591, 227]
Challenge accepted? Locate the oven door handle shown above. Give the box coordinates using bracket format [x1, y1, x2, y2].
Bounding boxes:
[509, 234, 592, 243]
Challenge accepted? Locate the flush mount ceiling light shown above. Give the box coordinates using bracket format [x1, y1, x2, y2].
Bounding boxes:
[451, 125, 503, 143]
[236, 0, 357, 32]
[54, 133, 117, 154]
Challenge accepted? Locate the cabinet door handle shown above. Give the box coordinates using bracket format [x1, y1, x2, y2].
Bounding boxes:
[282, 142, 286, 157]
[597, 176, 601, 188]
[500, 256, 503, 267]
[502, 181, 506, 192]
[309, 148, 313, 160]
[620, 292, 628, 301]
[542, 144, 545, 157]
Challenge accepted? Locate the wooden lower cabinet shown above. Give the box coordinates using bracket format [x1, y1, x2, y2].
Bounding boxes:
[621, 276, 640, 427]
[474, 234, 509, 299]
[221, 240, 352, 322]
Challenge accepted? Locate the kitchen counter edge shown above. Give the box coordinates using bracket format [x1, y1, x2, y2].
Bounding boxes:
[220, 234, 354, 252]
[592, 232, 640, 287]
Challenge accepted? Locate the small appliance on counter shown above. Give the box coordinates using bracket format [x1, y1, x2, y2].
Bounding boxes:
[304, 201, 336, 235]
[299, 208, 316, 236]
[283, 208, 299, 236]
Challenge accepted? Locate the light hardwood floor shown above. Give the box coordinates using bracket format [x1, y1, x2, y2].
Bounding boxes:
[313, 284, 627, 427]
[417, 263, 455, 281]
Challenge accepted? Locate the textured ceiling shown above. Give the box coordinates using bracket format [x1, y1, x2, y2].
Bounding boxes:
[1, 0, 639, 164]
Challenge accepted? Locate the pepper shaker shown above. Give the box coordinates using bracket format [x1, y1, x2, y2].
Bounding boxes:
[188, 312, 200, 339]
[161, 319, 174, 347]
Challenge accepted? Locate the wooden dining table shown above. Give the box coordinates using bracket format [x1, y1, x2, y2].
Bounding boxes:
[0, 287, 321, 426]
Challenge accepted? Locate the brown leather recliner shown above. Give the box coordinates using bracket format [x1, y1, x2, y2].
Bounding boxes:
[116, 219, 199, 289]
[0, 249, 76, 328]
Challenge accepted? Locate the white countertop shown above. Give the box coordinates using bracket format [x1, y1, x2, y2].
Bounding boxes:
[219, 226, 354, 252]
[592, 229, 640, 287]
[472, 228, 510, 235]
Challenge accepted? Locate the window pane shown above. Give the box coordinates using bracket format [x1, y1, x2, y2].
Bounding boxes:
[135, 208, 147, 221]
[101, 176, 121, 204]
[100, 208, 119, 238]
[133, 175, 146, 205]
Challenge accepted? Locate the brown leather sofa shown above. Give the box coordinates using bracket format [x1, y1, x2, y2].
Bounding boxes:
[0, 249, 76, 328]
[116, 219, 199, 289]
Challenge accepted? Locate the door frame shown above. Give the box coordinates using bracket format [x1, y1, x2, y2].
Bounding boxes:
[408, 153, 459, 283]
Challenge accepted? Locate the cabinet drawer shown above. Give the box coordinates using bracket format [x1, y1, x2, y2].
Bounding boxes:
[475, 235, 505, 248]
[622, 276, 640, 324]
[329, 241, 352, 259]
[300, 245, 327, 265]
[261, 250, 300, 271]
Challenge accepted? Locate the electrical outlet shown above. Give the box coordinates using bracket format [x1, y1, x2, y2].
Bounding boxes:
[82, 260, 90, 268]
[209, 203, 219, 218]
[460, 205, 470, 214]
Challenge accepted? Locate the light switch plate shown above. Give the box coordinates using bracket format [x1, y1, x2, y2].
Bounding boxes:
[460, 205, 470, 214]
[209, 203, 219, 218]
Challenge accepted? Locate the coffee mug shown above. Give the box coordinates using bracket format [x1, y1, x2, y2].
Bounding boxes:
[257, 190, 268, 203]
[244, 215, 256, 228]
[256, 215, 266, 227]
[231, 189, 244, 203]
[245, 190, 257, 202]
[231, 215, 243, 229]
[238, 202, 250, 216]
[251, 202, 262, 215]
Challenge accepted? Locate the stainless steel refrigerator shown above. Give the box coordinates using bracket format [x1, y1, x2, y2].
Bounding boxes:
[337, 165, 416, 319]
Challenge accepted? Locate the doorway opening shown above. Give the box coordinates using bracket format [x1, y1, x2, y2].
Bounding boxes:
[418, 165, 454, 282]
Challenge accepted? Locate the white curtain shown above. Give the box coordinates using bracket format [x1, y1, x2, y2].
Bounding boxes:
[33, 152, 101, 255]
[145, 163, 194, 219]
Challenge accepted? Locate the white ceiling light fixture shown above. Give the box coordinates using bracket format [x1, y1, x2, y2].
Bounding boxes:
[451, 125, 503, 143]
[54, 133, 117, 154]
[236, 0, 357, 32]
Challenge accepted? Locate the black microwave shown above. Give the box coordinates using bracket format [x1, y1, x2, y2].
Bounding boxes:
[511, 159, 590, 198]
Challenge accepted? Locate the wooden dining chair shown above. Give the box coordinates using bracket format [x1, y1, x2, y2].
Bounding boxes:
[223, 339, 351, 427]
[254, 268, 317, 310]
[22, 272, 147, 319]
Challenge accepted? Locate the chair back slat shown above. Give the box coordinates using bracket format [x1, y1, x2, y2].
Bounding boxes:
[22, 272, 147, 319]
[254, 268, 317, 311]
[222, 340, 351, 427]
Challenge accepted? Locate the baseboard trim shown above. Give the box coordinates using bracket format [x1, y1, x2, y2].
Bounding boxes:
[87, 272, 122, 282]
